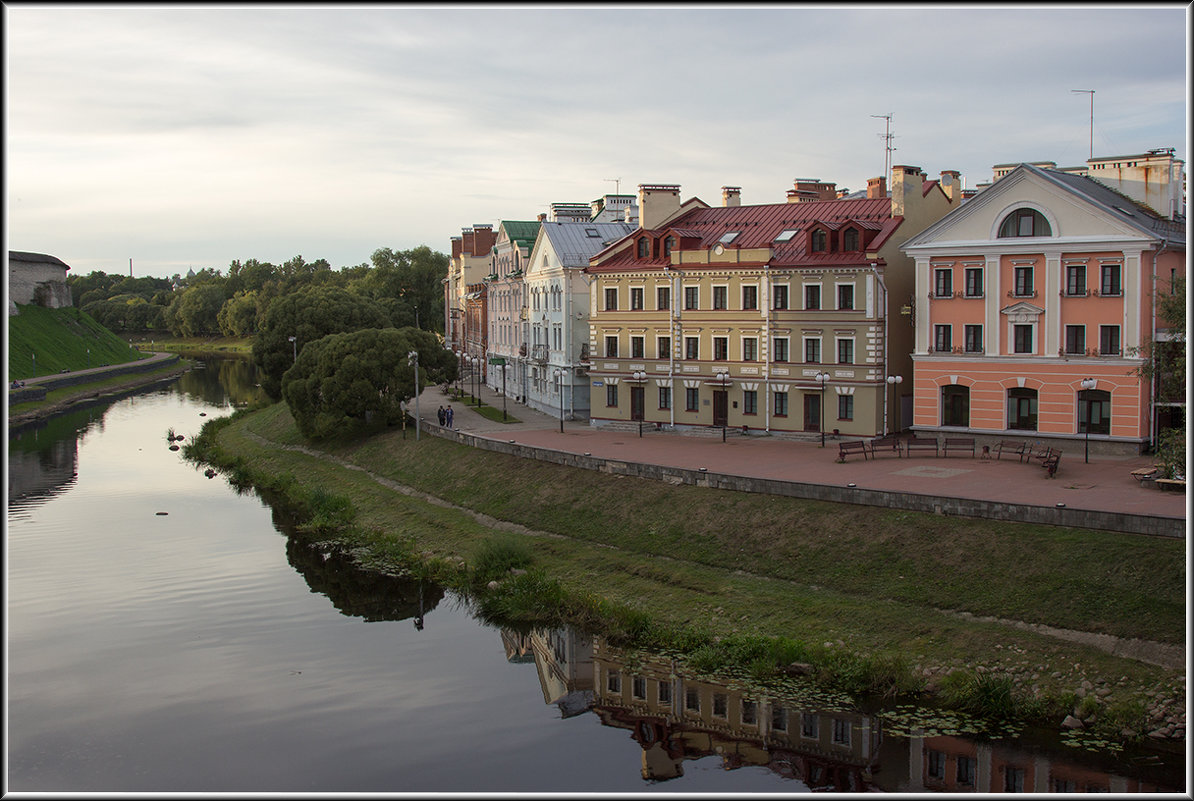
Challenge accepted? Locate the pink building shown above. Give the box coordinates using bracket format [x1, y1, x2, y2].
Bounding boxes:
[901, 161, 1185, 454]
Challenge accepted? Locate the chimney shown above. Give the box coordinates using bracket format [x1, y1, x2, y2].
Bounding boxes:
[939, 170, 962, 202]
[867, 176, 887, 199]
[890, 165, 924, 216]
[624, 203, 640, 226]
[786, 178, 836, 203]
[538, 213, 547, 222]
[836, 188, 851, 199]
[638, 184, 681, 230]
[721, 186, 741, 207]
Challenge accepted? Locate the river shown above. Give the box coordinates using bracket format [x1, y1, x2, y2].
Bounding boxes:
[5, 358, 1183, 793]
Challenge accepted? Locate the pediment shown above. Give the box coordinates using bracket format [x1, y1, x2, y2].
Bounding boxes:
[1000, 301, 1044, 322]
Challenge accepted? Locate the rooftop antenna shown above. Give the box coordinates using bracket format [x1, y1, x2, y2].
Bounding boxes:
[1071, 89, 1094, 160]
[604, 177, 622, 196]
[871, 114, 895, 180]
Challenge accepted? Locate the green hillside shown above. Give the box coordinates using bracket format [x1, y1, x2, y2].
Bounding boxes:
[8, 304, 147, 380]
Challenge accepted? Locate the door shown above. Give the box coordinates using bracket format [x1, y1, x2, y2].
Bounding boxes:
[712, 390, 728, 427]
[804, 393, 821, 432]
[630, 386, 645, 421]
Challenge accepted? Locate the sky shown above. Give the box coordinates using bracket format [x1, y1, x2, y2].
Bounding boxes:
[5, 4, 1189, 280]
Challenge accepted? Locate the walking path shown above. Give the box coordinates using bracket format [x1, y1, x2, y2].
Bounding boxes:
[417, 381, 1187, 527]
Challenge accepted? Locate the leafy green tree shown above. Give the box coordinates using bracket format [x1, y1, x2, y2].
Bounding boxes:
[166, 282, 228, 337]
[350, 246, 449, 333]
[217, 290, 261, 337]
[253, 285, 391, 399]
[282, 327, 455, 440]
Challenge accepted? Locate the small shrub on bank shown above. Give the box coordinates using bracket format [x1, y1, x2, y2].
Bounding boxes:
[939, 671, 1018, 719]
[471, 535, 534, 586]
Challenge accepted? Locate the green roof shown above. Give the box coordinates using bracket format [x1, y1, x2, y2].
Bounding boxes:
[501, 220, 541, 246]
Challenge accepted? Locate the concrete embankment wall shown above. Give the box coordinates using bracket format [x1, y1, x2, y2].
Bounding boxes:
[428, 425, 1183, 539]
[9, 354, 181, 404]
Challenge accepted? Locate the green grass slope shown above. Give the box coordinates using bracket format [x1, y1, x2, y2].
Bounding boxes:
[8, 304, 147, 380]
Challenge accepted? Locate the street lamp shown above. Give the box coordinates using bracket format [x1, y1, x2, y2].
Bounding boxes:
[472, 356, 481, 407]
[554, 368, 564, 433]
[408, 350, 420, 441]
[501, 364, 508, 421]
[815, 371, 831, 447]
[1080, 377, 1096, 463]
[288, 336, 297, 363]
[886, 374, 903, 436]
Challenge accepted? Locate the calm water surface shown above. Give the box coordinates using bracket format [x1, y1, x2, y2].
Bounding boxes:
[6, 360, 1183, 793]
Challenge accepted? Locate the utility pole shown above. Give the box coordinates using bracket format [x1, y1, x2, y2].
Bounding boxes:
[604, 177, 622, 196]
[871, 113, 895, 180]
[1071, 89, 1094, 159]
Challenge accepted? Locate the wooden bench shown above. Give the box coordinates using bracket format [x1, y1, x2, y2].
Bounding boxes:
[1155, 478, 1186, 493]
[837, 440, 871, 462]
[1041, 450, 1061, 478]
[869, 435, 903, 457]
[995, 440, 1028, 461]
[1131, 466, 1161, 485]
[943, 437, 976, 458]
[904, 437, 939, 457]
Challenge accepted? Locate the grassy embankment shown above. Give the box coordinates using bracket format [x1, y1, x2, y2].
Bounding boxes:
[124, 333, 252, 358]
[190, 401, 1185, 740]
[8, 304, 147, 380]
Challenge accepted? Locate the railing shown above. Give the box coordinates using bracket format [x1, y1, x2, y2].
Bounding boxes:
[531, 344, 550, 363]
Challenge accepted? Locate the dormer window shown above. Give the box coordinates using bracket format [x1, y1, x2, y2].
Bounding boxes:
[842, 227, 859, 251]
[637, 237, 650, 258]
[718, 232, 740, 245]
[663, 236, 676, 257]
[998, 208, 1051, 238]
[810, 229, 827, 253]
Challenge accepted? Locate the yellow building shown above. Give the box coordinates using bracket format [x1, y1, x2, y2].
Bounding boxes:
[584, 170, 960, 439]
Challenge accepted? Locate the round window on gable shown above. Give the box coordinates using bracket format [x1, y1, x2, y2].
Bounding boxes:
[998, 208, 1051, 238]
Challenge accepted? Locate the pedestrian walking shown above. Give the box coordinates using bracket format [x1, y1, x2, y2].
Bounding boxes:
[437, 406, 446, 427]
[446, 406, 454, 428]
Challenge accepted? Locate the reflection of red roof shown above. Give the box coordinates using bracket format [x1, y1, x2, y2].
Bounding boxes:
[589, 197, 900, 272]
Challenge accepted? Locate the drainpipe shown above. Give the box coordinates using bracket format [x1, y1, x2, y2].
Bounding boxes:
[1149, 241, 1166, 450]
[670, 267, 679, 428]
[764, 262, 772, 433]
[872, 263, 889, 436]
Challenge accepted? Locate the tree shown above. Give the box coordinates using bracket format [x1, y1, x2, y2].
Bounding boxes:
[281, 327, 456, 440]
[217, 290, 261, 337]
[350, 246, 450, 334]
[253, 285, 391, 399]
[1133, 273, 1186, 478]
[166, 282, 227, 337]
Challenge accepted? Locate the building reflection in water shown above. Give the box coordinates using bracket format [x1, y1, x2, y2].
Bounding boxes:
[500, 626, 1179, 792]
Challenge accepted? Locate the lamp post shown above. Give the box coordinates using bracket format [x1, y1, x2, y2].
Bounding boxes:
[886, 374, 903, 436]
[554, 368, 564, 433]
[472, 356, 481, 406]
[288, 336, 297, 363]
[815, 371, 831, 447]
[408, 351, 420, 441]
[501, 364, 508, 421]
[1080, 377, 1096, 463]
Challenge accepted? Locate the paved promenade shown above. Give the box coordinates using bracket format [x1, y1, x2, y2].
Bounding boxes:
[417, 382, 1187, 526]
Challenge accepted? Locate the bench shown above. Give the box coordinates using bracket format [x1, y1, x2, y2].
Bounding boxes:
[943, 437, 976, 458]
[995, 440, 1028, 461]
[1041, 450, 1061, 478]
[869, 435, 903, 457]
[1155, 478, 1186, 493]
[837, 440, 871, 462]
[1131, 466, 1161, 485]
[904, 437, 939, 457]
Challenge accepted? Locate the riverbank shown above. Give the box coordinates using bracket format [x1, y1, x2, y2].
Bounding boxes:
[194, 401, 1185, 746]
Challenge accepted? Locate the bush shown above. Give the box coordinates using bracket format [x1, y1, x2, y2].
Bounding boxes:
[471, 535, 534, 586]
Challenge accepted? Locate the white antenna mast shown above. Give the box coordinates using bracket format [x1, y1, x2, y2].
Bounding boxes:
[1071, 89, 1094, 159]
[604, 177, 622, 196]
[871, 114, 895, 180]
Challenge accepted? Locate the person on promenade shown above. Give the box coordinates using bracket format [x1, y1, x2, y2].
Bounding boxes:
[437, 406, 446, 427]
[446, 406, 454, 428]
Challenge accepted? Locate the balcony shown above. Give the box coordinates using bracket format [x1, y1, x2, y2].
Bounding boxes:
[531, 344, 550, 363]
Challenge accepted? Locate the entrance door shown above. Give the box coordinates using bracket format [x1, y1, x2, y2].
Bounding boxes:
[630, 386, 645, 421]
[803, 393, 821, 432]
[712, 390, 728, 427]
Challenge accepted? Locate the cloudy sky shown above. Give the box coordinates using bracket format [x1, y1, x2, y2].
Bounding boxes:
[6, 4, 1188, 279]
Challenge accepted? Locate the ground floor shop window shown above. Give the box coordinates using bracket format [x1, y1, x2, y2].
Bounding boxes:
[941, 384, 969, 427]
[1078, 388, 1110, 434]
[1007, 387, 1038, 430]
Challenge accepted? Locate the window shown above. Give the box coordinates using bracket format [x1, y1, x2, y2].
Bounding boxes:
[658, 681, 672, 705]
[685, 387, 699, 412]
[927, 750, 945, 780]
[1100, 264, 1122, 296]
[657, 336, 670, 359]
[838, 284, 854, 310]
[998, 208, 1051, 237]
[631, 336, 644, 358]
[964, 324, 983, 353]
[1008, 387, 1038, 430]
[637, 237, 650, 258]
[800, 713, 818, 739]
[713, 286, 728, 310]
[1014, 266, 1035, 296]
[1064, 325, 1086, 355]
[965, 267, 983, 297]
[743, 390, 757, 415]
[658, 386, 671, 410]
[741, 700, 757, 726]
[743, 337, 758, 361]
[630, 287, 644, 310]
[1004, 767, 1025, 793]
[842, 227, 859, 251]
[1100, 325, 1121, 355]
[713, 337, 728, 361]
[934, 325, 952, 352]
[742, 285, 758, 310]
[584, 227, 599, 238]
[773, 338, 789, 362]
[1053, 779, 1076, 793]
[663, 236, 676, 257]
[774, 229, 798, 243]
[632, 676, 646, 700]
[934, 268, 953, 297]
[838, 394, 853, 421]
[805, 338, 821, 363]
[1066, 265, 1087, 296]
[685, 687, 700, 712]
[607, 670, 621, 693]
[606, 384, 618, 407]
[1013, 324, 1033, 354]
[942, 384, 970, 427]
[712, 693, 728, 718]
[604, 288, 618, 310]
[774, 391, 788, 416]
[773, 285, 789, 310]
[685, 336, 699, 360]
[605, 335, 618, 358]
[771, 705, 787, 732]
[956, 756, 975, 786]
[684, 286, 699, 310]
[1078, 388, 1111, 435]
[837, 338, 854, 364]
[832, 719, 851, 746]
[811, 229, 827, 252]
[657, 286, 670, 310]
[718, 231, 740, 245]
[805, 284, 821, 310]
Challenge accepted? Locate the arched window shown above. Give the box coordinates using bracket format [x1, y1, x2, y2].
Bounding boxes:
[941, 384, 970, 428]
[637, 237, 651, 258]
[842, 227, 859, 251]
[1078, 389, 1111, 435]
[998, 208, 1051, 238]
[1007, 387, 1038, 431]
[810, 229, 827, 253]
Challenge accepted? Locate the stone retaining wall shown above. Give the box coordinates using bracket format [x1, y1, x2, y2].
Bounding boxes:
[427, 424, 1183, 539]
[25, 354, 181, 393]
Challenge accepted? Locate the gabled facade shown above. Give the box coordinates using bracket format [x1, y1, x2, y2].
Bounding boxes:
[522, 218, 635, 419]
[900, 162, 1185, 453]
[583, 172, 960, 437]
[486, 220, 540, 400]
[444, 224, 497, 357]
